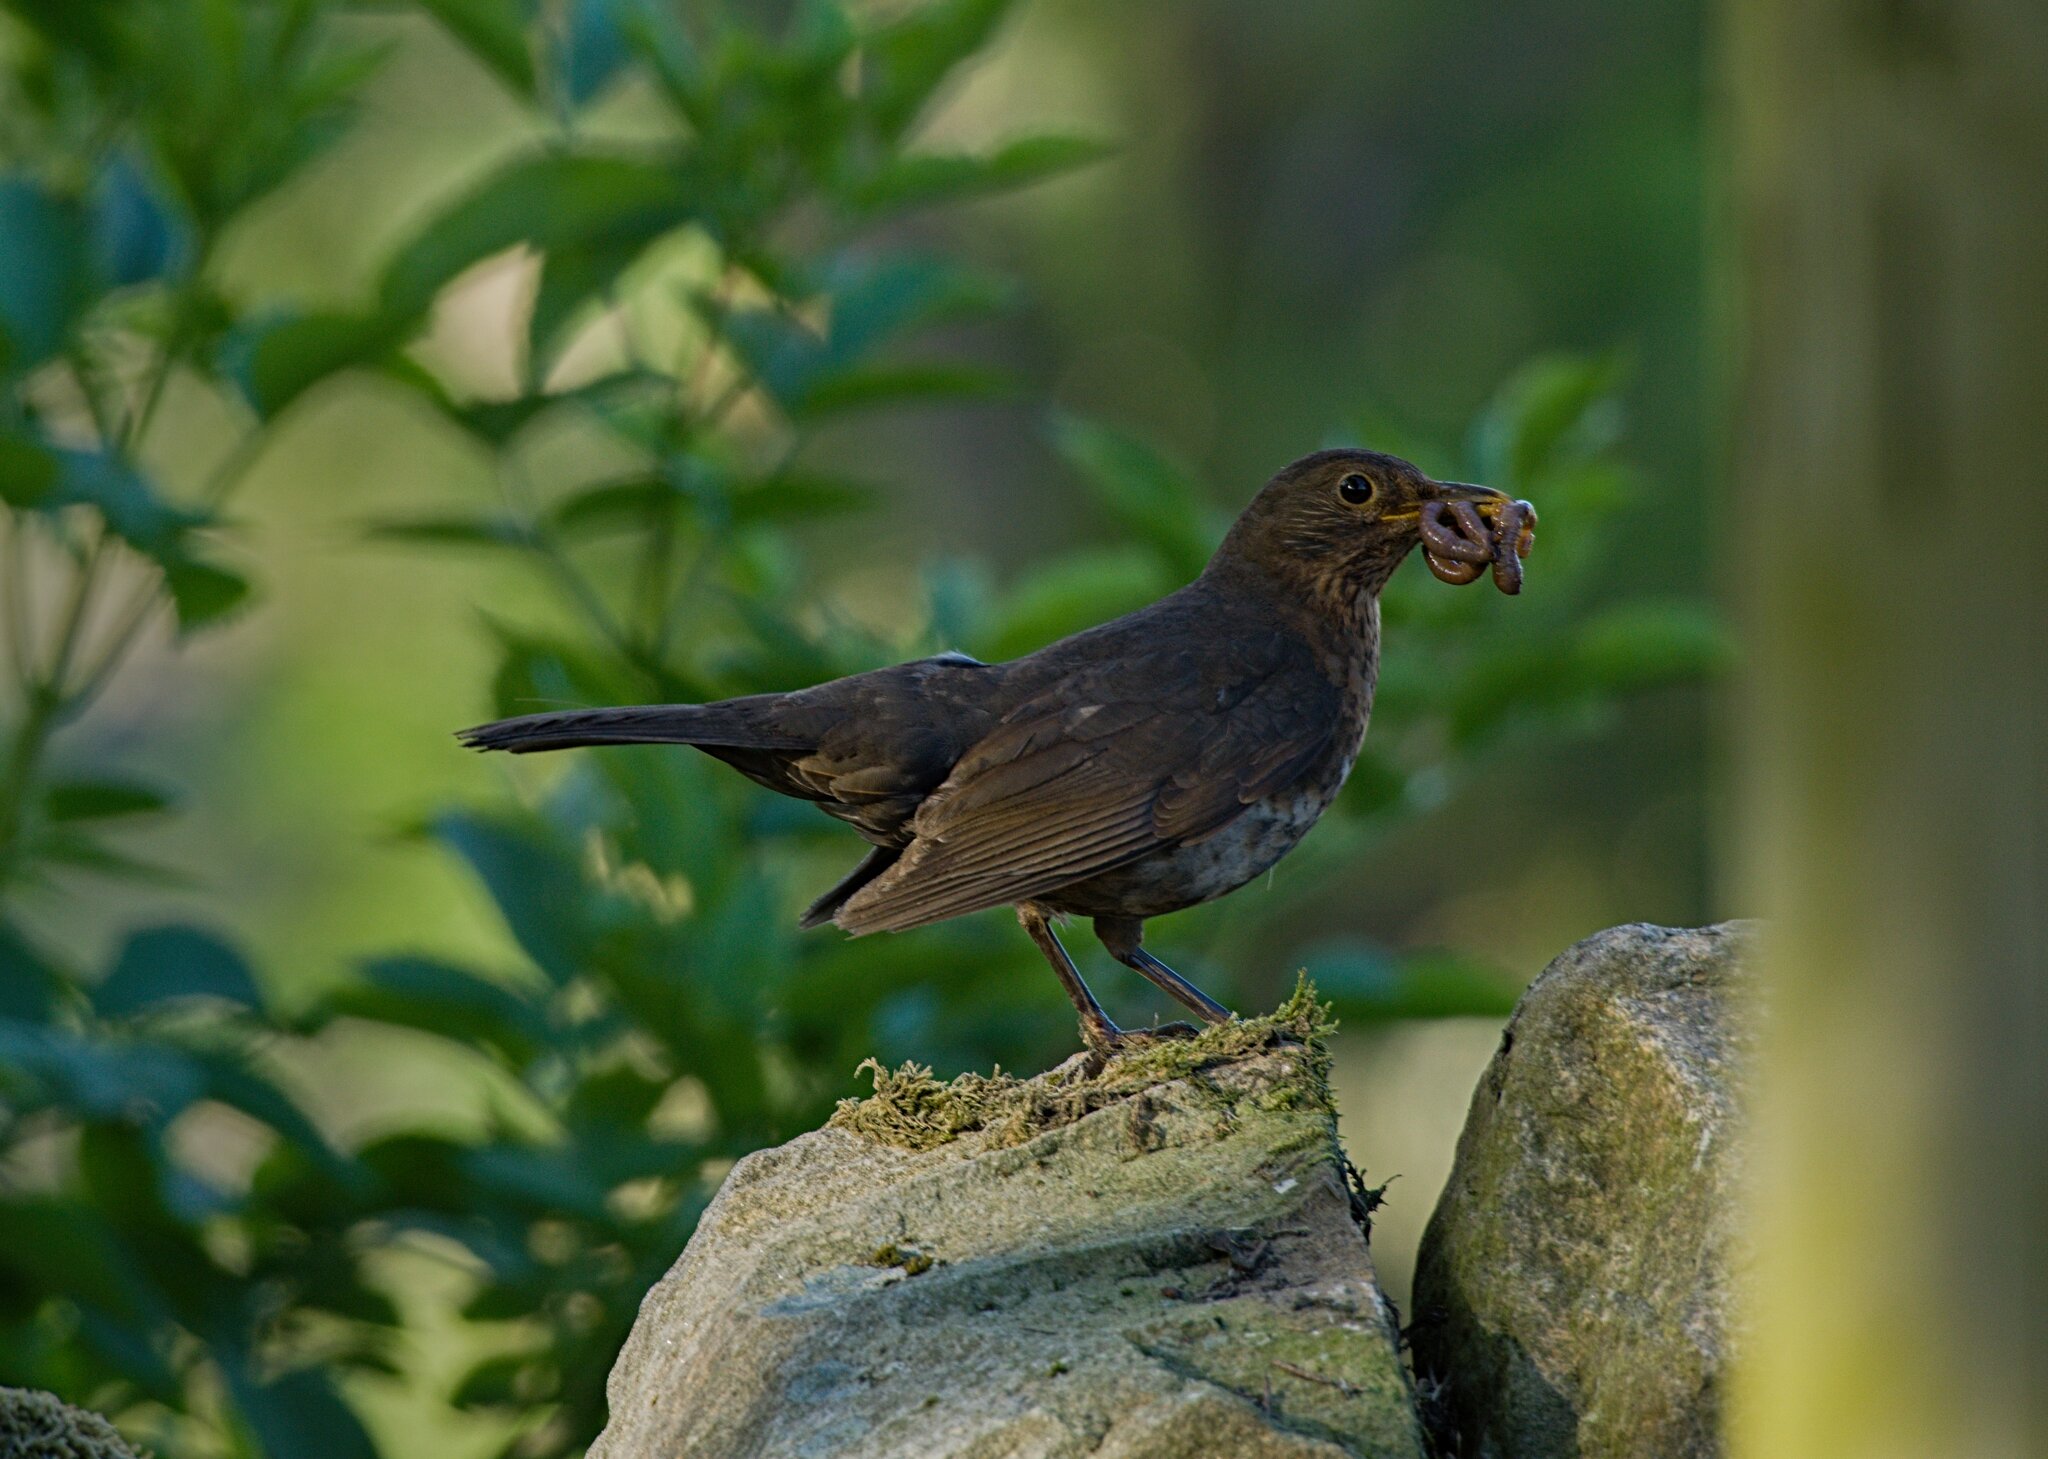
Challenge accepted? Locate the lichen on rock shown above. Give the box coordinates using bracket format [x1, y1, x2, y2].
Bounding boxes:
[0, 1387, 148, 1459]
[592, 980, 1420, 1459]
[1410, 922, 1755, 1459]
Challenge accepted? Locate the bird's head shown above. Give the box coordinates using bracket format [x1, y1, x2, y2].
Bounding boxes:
[1208, 448, 1526, 612]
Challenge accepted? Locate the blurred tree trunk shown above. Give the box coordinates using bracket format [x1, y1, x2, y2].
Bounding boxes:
[1727, 3, 2048, 1457]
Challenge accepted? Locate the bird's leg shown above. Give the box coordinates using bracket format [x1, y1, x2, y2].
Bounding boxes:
[1095, 917, 1234, 1026]
[1019, 904, 1124, 1053]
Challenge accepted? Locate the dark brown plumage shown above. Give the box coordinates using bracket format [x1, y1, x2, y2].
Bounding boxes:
[461, 449, 1530, 1052]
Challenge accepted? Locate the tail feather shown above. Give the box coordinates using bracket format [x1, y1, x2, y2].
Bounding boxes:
[797, 845, 899, 929]
[458, 702, 810, 755]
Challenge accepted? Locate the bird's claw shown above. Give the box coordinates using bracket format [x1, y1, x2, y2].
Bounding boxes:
[1079, 1020, 1204, 1065]
[1126, 1021, 1204, 1045]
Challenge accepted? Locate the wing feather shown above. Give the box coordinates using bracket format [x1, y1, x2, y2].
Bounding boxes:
[834, 650, 1341, 934]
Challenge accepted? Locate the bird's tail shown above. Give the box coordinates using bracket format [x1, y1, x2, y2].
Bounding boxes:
[458, 701, 810, 755]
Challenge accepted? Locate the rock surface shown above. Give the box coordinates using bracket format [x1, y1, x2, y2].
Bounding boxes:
[592, 992, 1423, 1459]
[0, 1386, 147, 1458]
[1410, 922, 1754, 1459]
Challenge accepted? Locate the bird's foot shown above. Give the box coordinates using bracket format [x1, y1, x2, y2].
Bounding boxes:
[1078, 1018, 1203, 1069]
[1123, 1020, 1203, 1045]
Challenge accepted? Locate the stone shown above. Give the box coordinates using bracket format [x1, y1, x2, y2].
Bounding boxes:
[591, 989, 1423, 1459]
[1410, 922, 1755, 1459]
[0, 1386, 148, 1459]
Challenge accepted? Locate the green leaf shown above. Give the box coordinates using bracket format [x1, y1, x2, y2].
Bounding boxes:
[363, 513, 531, 549]
[1439, 602, 1731, 749]
[728, 470, 876, 525]
[461, 1282, 542, 1322]
[796, 360, 1010, 417]
[73, 1307, 185, 1405]
[785, 0, 859, 72]
[329, 957, 548, 1068]
[381, 151, 699, 321]
[358, 1133, 472, 1212]
[983, 545, 1175, 662]
[0, 923, 66, 1022]
[51, 449, 203, 551]
[859, 0, 1015, 138]
[452, 1351, 538, 1409]
[527, 236, 643, 366]
[819, 254, 1013, 361]
[432, 811, 600, 984]
[1050, 415, 1219, 580]
[1335, 749, 1410, 819]
[415, 0, 538, 97]
[448, 368, 672, 446]
[190, 1047, 358, 1184]
[712, 254, 1016, 415]
[45, 777, 174, 822]
[719, 605, 846, 692]
[1471, 353, 1628, 490]
[0, 430, 60, 508]
[565, 0, 631, 103]
[1571, 601, 1736, 691]
[922, 556, 992, 650]
[0, 1020, 205, 1122]
[720, 306, 827, 406]
[0, 174, 91, 373]
[77, 1123, 181, 1232]
[33, 828, 192, 887]
[225, 1365, 379, 1459]
[485, 622, 648, 722]
[547, 476, 667, 537]
[92, 149, 190, 287]
[618, 0, 705, 120]
[226, 309, 405, 419]
[120, 3, 384, 223]
[37, 451, 256, 634]
[460, 1143, 611, 1219]
[566, 1060, 672, 1130]
[0, 1200, 154, 1324]
[95, 924, 262, 1018]
[1, 2, 122, 67]
[293, 1259, 402, 1329]
[847, 135, 1111, 213]
[163, 555, 252, 630]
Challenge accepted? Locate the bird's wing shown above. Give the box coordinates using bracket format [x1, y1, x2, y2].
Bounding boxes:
[832, 648, 1340, 934]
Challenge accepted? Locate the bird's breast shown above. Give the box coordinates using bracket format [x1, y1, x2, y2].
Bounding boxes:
[1041, 782, 1340, 919]
[1060, 628, 1376, 919]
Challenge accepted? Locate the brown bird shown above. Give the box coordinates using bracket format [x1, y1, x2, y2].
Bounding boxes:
[461, 450, 1531, 1053]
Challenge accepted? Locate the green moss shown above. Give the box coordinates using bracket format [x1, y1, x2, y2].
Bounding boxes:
[830, 976, 1335, 1151]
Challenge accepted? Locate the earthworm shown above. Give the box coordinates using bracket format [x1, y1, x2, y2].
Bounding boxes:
[1490, 499, 1535, 595]
[1419, 497, 1538, 593]
[1424, 552, 1486, 585]
[1420, 500, 1492, 585]
[1420, 501, 1494, 564]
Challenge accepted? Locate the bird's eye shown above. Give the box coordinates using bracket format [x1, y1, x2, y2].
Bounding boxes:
[1338, 474, 1375, 506]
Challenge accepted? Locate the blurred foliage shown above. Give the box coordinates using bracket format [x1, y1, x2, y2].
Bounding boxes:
[0, 2, 398, 1456]
[0, 1, 1727, 1456]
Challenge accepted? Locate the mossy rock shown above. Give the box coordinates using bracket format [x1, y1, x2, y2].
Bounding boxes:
[0, 1387, 148, 1459]
[592, 986, 1423, 1458]
[1410, 923, 1755, 1459]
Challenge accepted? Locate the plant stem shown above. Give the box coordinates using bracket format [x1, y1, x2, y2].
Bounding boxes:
[0, 242, 208, 888]
[44, 533, 111, 693]
[0, 682, 59, 886]
[2, 515, 34, 686]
